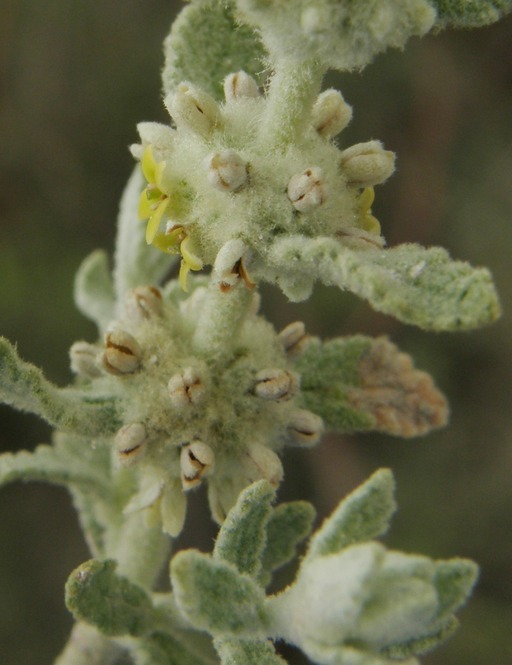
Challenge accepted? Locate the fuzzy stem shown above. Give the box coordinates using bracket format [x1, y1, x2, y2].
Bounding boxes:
[192, 282, 253, 363]
[260, 58, 325, 149]
[54, 623, 124, 665]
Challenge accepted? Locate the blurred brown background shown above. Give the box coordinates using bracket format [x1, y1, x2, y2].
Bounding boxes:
[1, 2, 511, 663]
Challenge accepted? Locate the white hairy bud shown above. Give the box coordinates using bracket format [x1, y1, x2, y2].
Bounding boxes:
[311, 89, 352, 138]
[124, 286, 163, 322]
[254, 368, 300, 402]
[102, 329, 142, 375]
[287, 167, 326, 212]
[340, 141, 396, 187]
[69, 341, 102, 378]
[204, 150, 248, 192]
[115, 423, 148, 467]
[213, 239, 251, 292]
[278, 321, 309, 358]
[168, 367, 205, 408]
[180, 440, 215, 490]
[287, 409, 324, 446]
[164, 82, 221, 136]
[224, 71, 260, 102]
[242, 443, 284, 486]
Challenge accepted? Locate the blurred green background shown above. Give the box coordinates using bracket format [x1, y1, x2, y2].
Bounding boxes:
[1, 2, 511, 663]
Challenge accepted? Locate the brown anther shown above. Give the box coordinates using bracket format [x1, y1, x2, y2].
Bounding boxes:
[125, 286, 163, 322]
[168, 367, 205, 408]
[180, 440, 215, 490]
[254, 369, 300, 402]
[287, 409, 324, 446]
[102, 329, 142, 375]
[115, 423, 147, 467]
[278, 321, 309, 358]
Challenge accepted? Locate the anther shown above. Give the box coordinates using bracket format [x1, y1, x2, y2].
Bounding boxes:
[340, 141, 395, 188]
[242, 443, 284, 487]
[213, 239, 255, 292]
[164, 82, 221, 137]
[204, 150, 248, 192]
[287, 167, 326, 212]
[278, 321, 309, 358]
[115, 423, 147, 467]
[254, 369, 300, 402]
[102, 329, 142, 375]
[124, 286, 163, 322]
[311, 89, 352, 139]
[287, 409, 324, 446]
[168, 367, 205, 408]
[224, 71, 260, 102]
[180, 440, 215, 490]
[69, 341, 102, 378]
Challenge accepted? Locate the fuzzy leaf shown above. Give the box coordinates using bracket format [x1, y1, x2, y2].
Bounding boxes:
[259, 501, 316, 587]
[163, 1, 266, 100]
[65, 559, 160, 637]
[113, 167, 176, 301]
[296, 336, 448, 437]
[0, 337, 120, 435]
[171, 550, 267, 636]
[134, 631, 216, 665]
[384, 618, 458, 658]
[214, 636, 287, 665]
[306, 469, 396, 560]
[235, 0, 436, 71]
[214, 480, 275, 577]
[74, 250, 115, 332]
[432, 558, 479, 622]
[301, 640, 419, 665]
[266, 237, 501, 331]
[431, 0, 512, 28]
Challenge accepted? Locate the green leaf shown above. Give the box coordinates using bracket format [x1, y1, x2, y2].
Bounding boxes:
[214, 636, 287, 665]
[431, 0, 512, 28]
[259, 501, 316, 587]
[214, 480, 275, 577]
[133, 631, 217, 665]
[384, 618, 459, 658]
[432, 558, 479, 622]
[163, 1, 266, 100]
[296, 336, 448, 437]
[0, 337, 120, 435]
[306, 469, 396, 560]
[171, 550, 268, 636]
[74, 250, 115, 333]
[113, 167, 176, 301]
[266, 237, 501, 331]
[65, 559, 160, 637]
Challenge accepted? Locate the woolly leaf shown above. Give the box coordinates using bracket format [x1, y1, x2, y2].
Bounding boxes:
[266, 238, 501, 331]
[171, 550, 267, 636]
[113, 166, 176, 301]
[296, 336, 448, 437]
[384, 618, 458, 658]
[234, 0, 436, 71]
[0, 337, 120, 435]
[65, 559, 161, 637]
[214, 480, 275, 577]
[432, 558, 479, 621]
[74, 250, 115, 332]
[259, 500, 316, 587]
[214, 636, 287, 665]
[431, 0, 512, 28]
[132, 631, 217, 665]
[163, 1, 266, 100]
[306, 469, 396, 560]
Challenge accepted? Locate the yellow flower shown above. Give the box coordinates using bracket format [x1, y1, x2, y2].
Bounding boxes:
[357, 187, 381, 235]
[138, 146, 171, 244]
[153, 225, 203, 292]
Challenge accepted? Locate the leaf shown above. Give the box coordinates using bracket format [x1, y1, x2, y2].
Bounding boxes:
[214, 636, 287, 665]
[113, 167, 176, 301]
[134, 631, 216, 665]
[296, 336, 448, 437]
[432, 558, 479, 622]
[74, 250, 115, 333]
[234, 0, 436, 71]
[431, 0, 512, 28]
[65, 559, 160, 637]
[214, 480, 275, 577]
[384, 618, 459, 659]
[163, 1, 266, 100]
[306, 469, 396, 560]
[171, 550, 268, 636]
[266, 237, 501, 331]
[259, 500, 316, 587]
[0, 337, 120, 435]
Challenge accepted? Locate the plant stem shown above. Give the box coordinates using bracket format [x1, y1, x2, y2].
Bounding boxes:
[54, 623, 125, 665]
[259, 58, 325, 149]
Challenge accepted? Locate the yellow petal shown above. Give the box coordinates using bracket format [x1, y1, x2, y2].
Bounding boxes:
[145, 198, 169, 245]
[180, 235, 204, 271]
[358, 186, 375, 213]
[154, 160, 168, 192]
[141, 145, 157, 184]
[152, 232, 181, 254]
[362, 213, 381, 235]
[138, 188, 154, 220]
[179, 259, 191, 292]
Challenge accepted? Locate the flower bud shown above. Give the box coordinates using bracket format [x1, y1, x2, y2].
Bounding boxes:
[311, 89, 352, 139]
[164, 82, 221, 137]
[287, 167, 326, 212]
[204, 150, 248, 192]
[180, 440, 215, 490]
[254, 369, 300, 402]
[287, 409, 324, 446]
[278, 321, 309, 358]
[242, 443, 283, 486]
[224, 71, 260, 102]
[115, 423, 147, 467]
[124, 286, 163, 322]
[102, 329, 142, 375]
[168, 367, 205, 408]
[213, 239, 254, 292]
[340, 141, 395, 187]
[69, 341, 102, 378]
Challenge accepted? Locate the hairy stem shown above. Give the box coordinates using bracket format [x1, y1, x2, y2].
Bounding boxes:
[54, 623, 125, 665]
